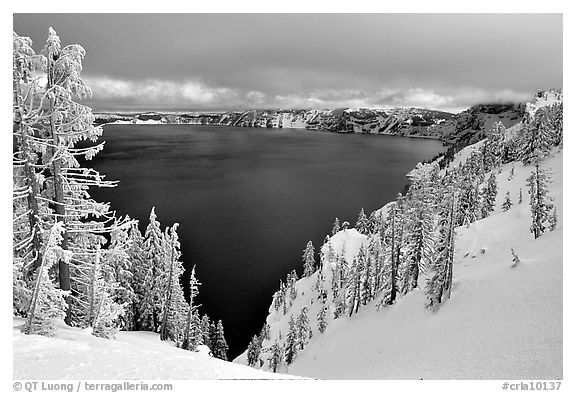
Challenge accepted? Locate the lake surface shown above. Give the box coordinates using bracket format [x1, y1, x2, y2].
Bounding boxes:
[90, 124, 444, 358]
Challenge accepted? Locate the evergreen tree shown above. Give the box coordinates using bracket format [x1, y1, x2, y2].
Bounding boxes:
[518, 188, 523, 204]
[426, 188, 458, 310]
[247, 335, 262, 367]
[355, 208, 369, 234]
[302, 241, 316, 277]
[160, 224, 187, 343]
[510, 248, 521, 268]
[317, 298, 328, 333]
[296, 306, 311, 350]
[527, 165, 554, 239]
[346, 257, 362, 316]
[24, 223, 69, 336]
[483, 121, 506, 170]
[521, 108, 555, 164]
[212, 320, 229, 361]
[268, 339, 283, 372]
[126, 220, 147, 330]
[181, 266, 202, 351]
[13, 28, 132, 326]
[200, 314, 212, 351]
[140, 207, 164, 331]
[284, 315, 298, 364]
[502, 191, 513, 211]
[549, 207, 558, 231]
[480, 172, 498, 219]
[331, 217, 340, 235]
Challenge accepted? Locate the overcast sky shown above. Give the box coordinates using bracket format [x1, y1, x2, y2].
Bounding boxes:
[13, 13, 562, 113]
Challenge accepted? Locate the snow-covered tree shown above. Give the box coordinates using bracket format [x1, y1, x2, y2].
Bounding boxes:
[302, 241, 316, 277]
[549, 207, 558, 231]
[181, 266, 202, 351]
[510, 248, 521, 268]
[140, 207, 164, 331]
[502, 191, 513, 212]
[284, 315, 298, 364]
[247, 335, 262, 367]
[355, 208, 369, 234]
[426, 188, 458, 310]
[480, 172, 498, 219]
[24, 223, 70, 336]
[159, 224, 188, 343]
[296, 306, 312, 350]
[200, 314, 212, 350]
[13, 28, 132, 327]
[212, 320, 229, 361]
[331, 217, 340, 235]
[518, 188, 523, 204]
[527, 165, 555, 239]
[521, 108, 556, 164]
[317, 298, 328, 333]
[483, 121, 506, 170]
[268, 339, 283, 372]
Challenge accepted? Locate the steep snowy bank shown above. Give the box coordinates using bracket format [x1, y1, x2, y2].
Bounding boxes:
[234, 145, 563, 379]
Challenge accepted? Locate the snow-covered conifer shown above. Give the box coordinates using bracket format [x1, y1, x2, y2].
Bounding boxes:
[518, 188, 523, 204]
[247, 335, 262, 367]
[296, 306, 312, 350]
[521, 108, 556, 164]
[480, 172, 498, 218]
[302, 241, 316, 277]
[24, 223, 69, 336]
[331, 217, 340, 235]
[268, 339, 283, 372]
[317, 299, 328, 333]
[502, 191, 513, 212]
[355, 208, 369, 234]
[212, 320, 229, 361]
[527, 165, 554, 239]
[284, 315, 298, 364]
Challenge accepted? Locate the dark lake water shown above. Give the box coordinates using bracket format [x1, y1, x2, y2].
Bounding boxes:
[89, 124, 444, 358]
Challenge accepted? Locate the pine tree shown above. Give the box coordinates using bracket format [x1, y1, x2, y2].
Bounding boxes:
[331, 217, 340, 235]
[296, 306, 311, 350]
[24, 223, 69, 336]
[126, 220, 147, 330]
[510, 248, 521, 268]
[284, 315, 298, 364]
[268, 339, 283, 372]
[521, 108, 555, 164]
[140, 207, 164, 331]
[502, 191, 513, 211]
[480, 172, 498, 218]
[317, 298, 328, 333]
[13, 28, 132, 326]
[426, 188, 458, 310]
[527, 165, 554, 239]
[483, 121, 506, 170]
[247, 335, 262, 367]
[518, 188, 523, 204]
[181, 266, 202, 351]
[346, 257, 361, 316]
[200, 314, 212, 350]
[160, 223, 188, 342]
[355, 208, 368, 234]
[549, 207, 558, 231]
[302, 241, 316, 277]
[212, 320, 229, 361]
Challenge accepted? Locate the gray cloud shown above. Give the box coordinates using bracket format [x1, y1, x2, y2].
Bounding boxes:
[13, 13, 562, 112]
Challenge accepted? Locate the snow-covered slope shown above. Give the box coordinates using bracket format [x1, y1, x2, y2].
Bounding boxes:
[234, 128, 563, 379]
[12, 318, 297, 380]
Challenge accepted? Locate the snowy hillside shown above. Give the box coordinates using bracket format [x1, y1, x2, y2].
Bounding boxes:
[233, 93, 563, 379]
[12, 318, 297, 380]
